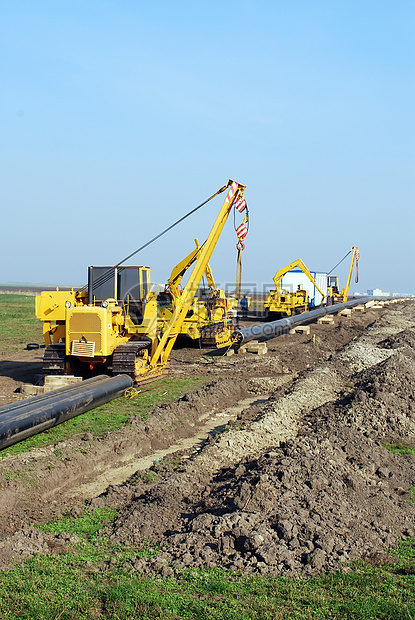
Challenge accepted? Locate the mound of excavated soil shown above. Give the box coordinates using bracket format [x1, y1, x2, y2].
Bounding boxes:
[347, 354, 415, 442]
[115, 431, 414, 578]
[102, 307, 415, 578]
[378, 326, 415, 351]
[0, 378, 247, 530]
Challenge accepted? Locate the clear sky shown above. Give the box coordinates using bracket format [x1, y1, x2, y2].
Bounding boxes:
[1, 0, 414, 295]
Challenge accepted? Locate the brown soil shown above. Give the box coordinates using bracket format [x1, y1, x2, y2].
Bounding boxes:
[0, 302, 414, 575]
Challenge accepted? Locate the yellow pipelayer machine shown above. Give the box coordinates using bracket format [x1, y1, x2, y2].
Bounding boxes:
[264, 258, 326, 317]
[35, 180, 247, 382]
[327, 246, 359, 304]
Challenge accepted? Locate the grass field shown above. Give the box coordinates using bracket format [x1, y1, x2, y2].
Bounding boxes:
[1, 294, 414, 618]
[0, 293, 44, 354]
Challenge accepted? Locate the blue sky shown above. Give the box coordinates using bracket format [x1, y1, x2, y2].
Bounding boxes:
[1, 0, 414, 295]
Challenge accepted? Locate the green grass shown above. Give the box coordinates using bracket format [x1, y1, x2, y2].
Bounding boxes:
[383, 442, 415, 456]
[0, 376, 206, 458]
[38, 505, 119, 538]
[0, 506, 414, 619]
[0, 293, 44, 354]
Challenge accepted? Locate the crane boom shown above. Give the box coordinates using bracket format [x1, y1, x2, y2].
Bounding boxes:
[273, 258, 326, 303]
[342, 247, 359, 302]
[167, 238, 215, 298]
[151, 180, 245, 368]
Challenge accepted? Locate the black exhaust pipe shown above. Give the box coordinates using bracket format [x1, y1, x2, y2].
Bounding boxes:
[0, 374, 133, 451]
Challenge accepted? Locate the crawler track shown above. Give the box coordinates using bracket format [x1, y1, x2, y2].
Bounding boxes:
[112, 342, 151, 377]
[42, 343, 66, 374]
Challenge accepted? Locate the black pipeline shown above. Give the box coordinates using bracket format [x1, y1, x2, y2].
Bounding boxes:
[235, 298, 378, 345]
[0, 374, 133, 451]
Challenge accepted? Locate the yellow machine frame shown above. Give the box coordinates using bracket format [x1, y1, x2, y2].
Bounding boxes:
[264, 259, 326, 317]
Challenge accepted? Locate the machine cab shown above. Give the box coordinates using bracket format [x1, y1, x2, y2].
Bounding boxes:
[327, 275, 339, 294]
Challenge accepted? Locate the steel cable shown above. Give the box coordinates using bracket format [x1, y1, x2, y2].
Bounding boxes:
[81, 183, 230, 292]
[327, 250, 352, 275]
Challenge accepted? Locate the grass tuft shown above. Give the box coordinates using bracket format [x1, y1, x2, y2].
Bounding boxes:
[383, 442, 415, 456]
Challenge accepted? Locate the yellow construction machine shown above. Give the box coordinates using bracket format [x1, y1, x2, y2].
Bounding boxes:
[35, 180, 248, 382]
[327, 246, 359, 304]
[157, 239, 239, 348]
[264, 259, 326, 317]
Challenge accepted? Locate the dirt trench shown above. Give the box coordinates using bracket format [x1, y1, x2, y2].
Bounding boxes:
[0, 302, 414, 573]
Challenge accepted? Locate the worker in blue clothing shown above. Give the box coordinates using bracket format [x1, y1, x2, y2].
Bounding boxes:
[240, 295, 248, 319]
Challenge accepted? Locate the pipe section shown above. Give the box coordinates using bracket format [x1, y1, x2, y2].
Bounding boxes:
[0, 374, 133, 451]
[235, 297, 378, 345]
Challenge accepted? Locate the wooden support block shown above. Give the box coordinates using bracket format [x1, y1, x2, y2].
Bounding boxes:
[18, 375, 83, 399]
[352, 305, 366, 312]
[371, 304, 384, 309]
[238, 340, 259, 354]
[317, 315, 334, 325]
[289, 325, 311, 335]
[364, 300, 376, 308]
[339, 308, 352, 317]
[44, 375, 83, 389]
[18, 384, 46, 398]
[246, 342, 268, 355]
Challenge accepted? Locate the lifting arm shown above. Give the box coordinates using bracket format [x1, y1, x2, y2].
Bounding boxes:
[167, 243, 202, 299]
[342, 246, 359, 302]
[150, 180, 246, 368]
[167, 239, 216, 298]
[273, 259, 326, 304]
